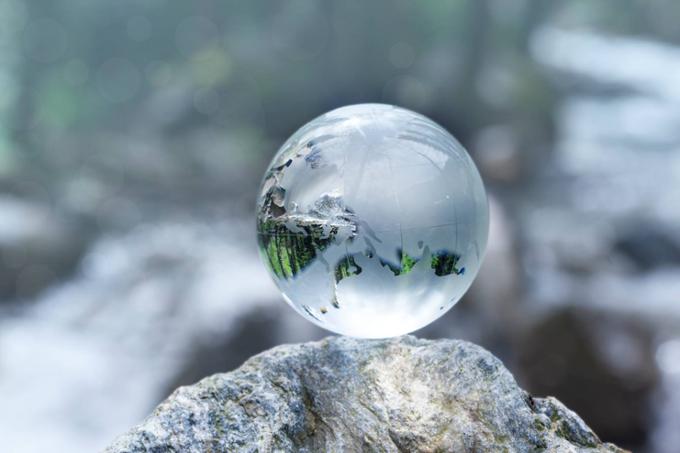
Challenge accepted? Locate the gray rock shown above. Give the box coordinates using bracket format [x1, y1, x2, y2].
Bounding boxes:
[106, 336, 626, 453]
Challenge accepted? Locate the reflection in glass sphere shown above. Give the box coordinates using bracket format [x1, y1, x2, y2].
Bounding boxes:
[256, 104, 488, 338]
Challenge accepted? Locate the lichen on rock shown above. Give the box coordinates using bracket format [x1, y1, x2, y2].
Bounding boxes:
[105, 336, 627, 453]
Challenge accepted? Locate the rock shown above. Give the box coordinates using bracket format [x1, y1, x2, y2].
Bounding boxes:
[106, 336, 625, 453]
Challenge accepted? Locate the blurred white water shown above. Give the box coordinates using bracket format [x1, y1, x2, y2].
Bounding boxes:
[530, 27, 680, 451]
[0, 220, 281, 453]
[529, 26, 680, 307]
[532, 28, 680, 223]
[533, 27, 680, 102]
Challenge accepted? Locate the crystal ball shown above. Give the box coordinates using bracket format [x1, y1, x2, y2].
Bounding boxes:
[256, 104, 488, 338]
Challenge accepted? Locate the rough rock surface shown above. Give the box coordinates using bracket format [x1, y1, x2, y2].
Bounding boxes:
[106, 336, 626, 453]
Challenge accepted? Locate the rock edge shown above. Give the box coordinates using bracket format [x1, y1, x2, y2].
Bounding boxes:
[105, 336, 627, 452]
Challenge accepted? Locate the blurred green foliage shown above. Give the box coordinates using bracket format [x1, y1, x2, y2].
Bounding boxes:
[1, 0, 679, 216]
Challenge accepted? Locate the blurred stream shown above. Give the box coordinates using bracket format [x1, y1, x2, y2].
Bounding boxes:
[521, 28, 680, 452]
[0, 220, 286, 452]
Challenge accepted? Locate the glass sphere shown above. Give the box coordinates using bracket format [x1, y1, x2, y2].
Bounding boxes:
[256, 104, 488, 338]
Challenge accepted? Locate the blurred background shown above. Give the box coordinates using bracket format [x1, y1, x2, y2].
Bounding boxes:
[1, 1, 679, 452]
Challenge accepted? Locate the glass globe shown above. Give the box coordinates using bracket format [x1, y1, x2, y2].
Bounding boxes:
[256, 104, 488, 338]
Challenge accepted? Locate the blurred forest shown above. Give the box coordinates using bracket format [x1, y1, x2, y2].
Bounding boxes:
[1, 1, 680, 452]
